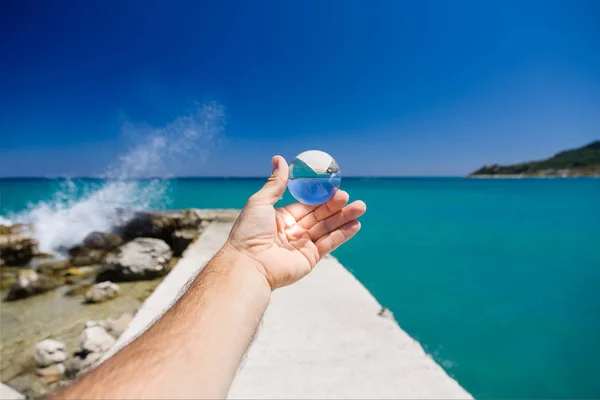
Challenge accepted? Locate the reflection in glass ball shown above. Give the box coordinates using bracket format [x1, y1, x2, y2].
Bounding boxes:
[287, 150, 342, 205]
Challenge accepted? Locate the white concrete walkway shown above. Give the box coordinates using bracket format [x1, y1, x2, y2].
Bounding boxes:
[110, 221, 472, 399]
[0, 383, 24, 400]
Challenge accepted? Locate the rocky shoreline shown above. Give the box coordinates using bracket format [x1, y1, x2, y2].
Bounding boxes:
[468, 173, 600, 178]
[0, 209, 239, 399]
[467, 140, 600, 178]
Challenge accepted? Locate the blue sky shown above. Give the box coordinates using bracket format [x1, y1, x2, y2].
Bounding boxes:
[1, 0, 599, 177]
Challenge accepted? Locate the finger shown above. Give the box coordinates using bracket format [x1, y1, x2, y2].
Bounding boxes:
[316, 220, 362, 258]
[283, 189, 348, 224]
[308, 200, 366, 240]
[248, 156, 289, 206]
[297, 190, 350, 230]
[282, 202, 319, 221]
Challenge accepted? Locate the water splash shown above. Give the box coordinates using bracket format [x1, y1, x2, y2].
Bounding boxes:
[8, 102, 225, 254]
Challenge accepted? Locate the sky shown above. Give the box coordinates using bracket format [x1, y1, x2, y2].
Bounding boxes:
[1, 0, 599, 177]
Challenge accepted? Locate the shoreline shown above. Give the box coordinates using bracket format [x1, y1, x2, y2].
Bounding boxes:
[468, 174, 600, 179]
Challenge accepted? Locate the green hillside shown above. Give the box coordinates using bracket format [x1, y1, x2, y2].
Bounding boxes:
[469, 140, 600, 177]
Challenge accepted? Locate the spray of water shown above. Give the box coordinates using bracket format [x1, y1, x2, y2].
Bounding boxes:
[8, 102, 225, 254]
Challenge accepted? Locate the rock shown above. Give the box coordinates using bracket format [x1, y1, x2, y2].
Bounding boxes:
[36, 363, 65, 384]
[84, 319, 109, 330]
[118, 208, 216, 237]
[36, 260, 96, 284]
[11, 224, 31, 235]
[63, 265, 99, 284]
[65, 351, 103, 377]
[0, 266, 20, 290]
[65, 282, 94, 297]
[63, 356, 82, 378]
[0, 223, 31, 236]
[63, 357, 82, 378]
[4, 376, 48, 400]
[171, 229, 199, 257]
[0, 235, 39, 266]
[116, 209, 233, 251]
[193, 208, 240, 222]
[70, 248, 106, 266]
[83, 313, 133, 339]
[0, 224, 10, 235]
[104, 312, 134, 338]
[35, 252, 54, 260]
[80, 325, 116, 353]
[100, 238, 172, 281]
[178, 209, 202, 229]
[62, 265, 102, 285]
[6, 270, 62, 301]
[37, 259, 70, 275]
[85, 281, 120, 303]
[34, 339, 67, 368]
[64, 267, 85, 278]
[82, 231, 123, 250]
[79, 350, 103, 369]
[67, 232, 123, 267]
[119, 212, 181, 245]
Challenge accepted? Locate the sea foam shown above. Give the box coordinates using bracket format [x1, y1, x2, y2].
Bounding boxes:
[6, 102, 224, 254]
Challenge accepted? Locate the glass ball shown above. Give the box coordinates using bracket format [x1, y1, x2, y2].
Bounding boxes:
[288, 150, 342, 205]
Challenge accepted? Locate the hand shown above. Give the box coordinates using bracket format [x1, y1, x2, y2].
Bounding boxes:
[226, 155, 366, 290]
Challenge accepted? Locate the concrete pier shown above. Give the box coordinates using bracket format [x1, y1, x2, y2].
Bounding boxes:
[110, 220, 471, 399]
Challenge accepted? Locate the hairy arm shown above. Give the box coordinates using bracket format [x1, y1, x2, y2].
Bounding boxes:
[56, 244, 270, 399]
[54, 155, 365, 399]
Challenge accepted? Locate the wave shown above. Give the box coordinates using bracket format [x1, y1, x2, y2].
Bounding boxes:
[6, 102, 224, 254]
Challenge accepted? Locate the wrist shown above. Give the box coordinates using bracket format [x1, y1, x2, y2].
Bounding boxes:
[219, 242, 273, 294]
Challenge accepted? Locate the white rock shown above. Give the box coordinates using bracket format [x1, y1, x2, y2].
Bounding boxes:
[34, 339, 67, 367]
[104, 238, 172, 280]
[36, 363, 66, 383]
[85, 313, 134, 339]
[85, 319, 108, 329]
[7, 270, 58, 300]
[104, 313, 134, 338]
[80, 351, 103, 369]
[65, 351, 104, 377]
[80, 325, 115, 353]
[85, 281, 120, 303]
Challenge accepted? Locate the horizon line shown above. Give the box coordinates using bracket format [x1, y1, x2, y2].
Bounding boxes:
[0, 175, 466, 180]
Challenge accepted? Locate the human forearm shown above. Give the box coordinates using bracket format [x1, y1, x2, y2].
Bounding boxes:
[56, 244, 271, 399]
[55, 155, 365, 399]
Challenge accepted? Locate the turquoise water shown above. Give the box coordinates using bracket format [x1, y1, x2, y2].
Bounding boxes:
[1, 177, 599, 398]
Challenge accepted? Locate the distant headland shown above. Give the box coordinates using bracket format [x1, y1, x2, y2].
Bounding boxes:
[469, 140, 600, 178]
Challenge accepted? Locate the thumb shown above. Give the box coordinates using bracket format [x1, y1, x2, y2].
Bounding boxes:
[250, 155, 289, 205]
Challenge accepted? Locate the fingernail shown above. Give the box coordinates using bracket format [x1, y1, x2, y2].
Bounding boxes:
[272, 156, 279, 170]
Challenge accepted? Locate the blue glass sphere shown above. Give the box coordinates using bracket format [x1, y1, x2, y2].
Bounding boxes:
[288, 150, 342, 205]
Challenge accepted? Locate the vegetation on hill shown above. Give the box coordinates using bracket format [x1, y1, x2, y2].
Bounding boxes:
[469, 140, 600, 177]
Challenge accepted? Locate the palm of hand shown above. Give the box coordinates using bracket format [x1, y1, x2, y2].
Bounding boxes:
[229, 189, 365, 290]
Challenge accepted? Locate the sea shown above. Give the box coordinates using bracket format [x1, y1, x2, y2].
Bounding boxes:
[1, 176, 599, 398]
